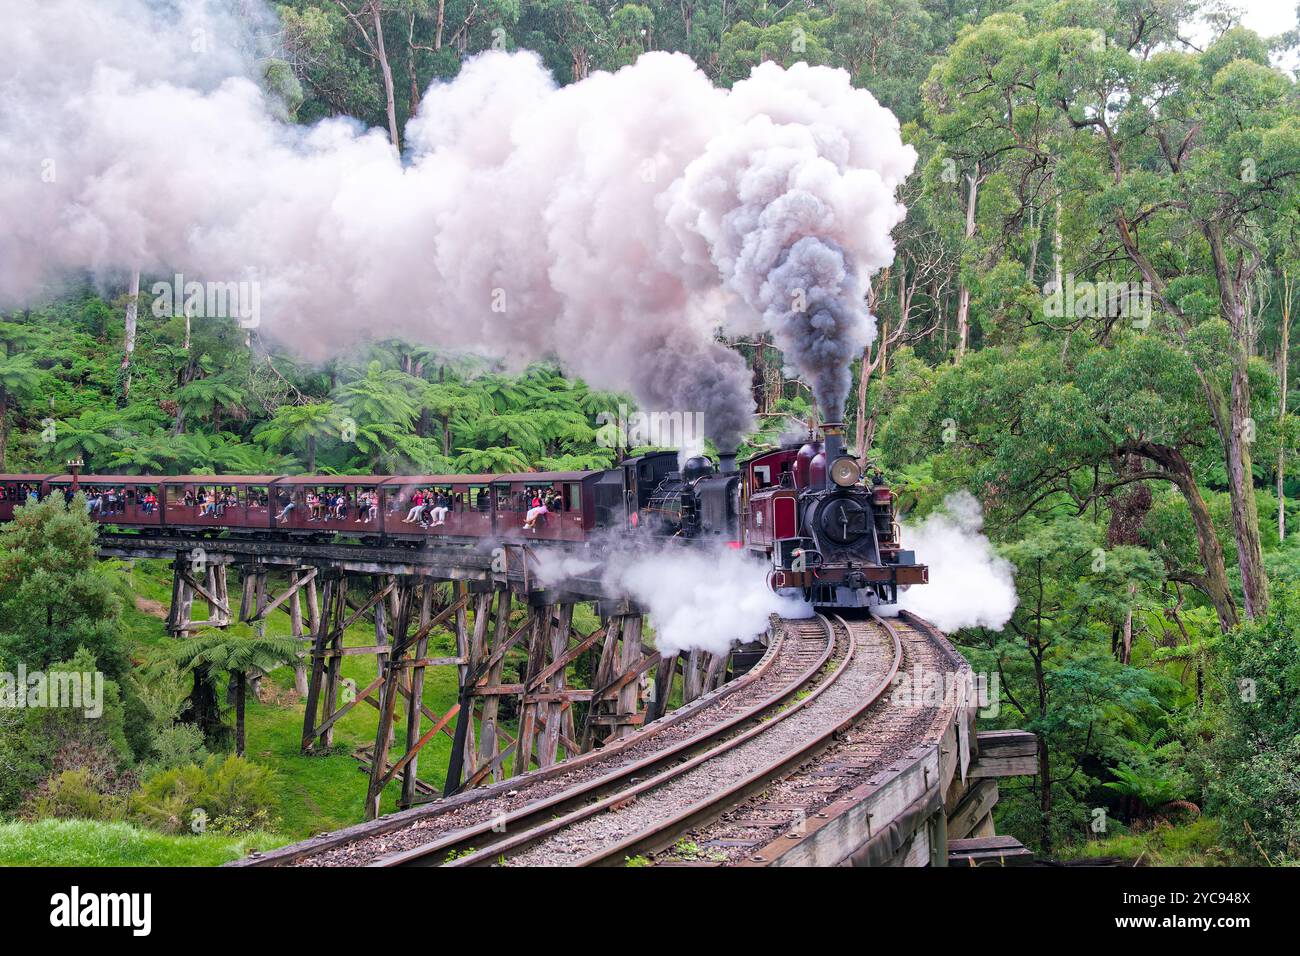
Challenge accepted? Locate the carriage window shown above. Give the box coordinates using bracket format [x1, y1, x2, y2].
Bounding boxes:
[567, 483, 581, 513]
[753, 465, 772, 487]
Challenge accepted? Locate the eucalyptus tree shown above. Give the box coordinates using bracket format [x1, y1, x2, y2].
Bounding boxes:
[1042, 16, 1299, 618]
[923, 2, 1300, 619]
[878, 334, 1251, 631]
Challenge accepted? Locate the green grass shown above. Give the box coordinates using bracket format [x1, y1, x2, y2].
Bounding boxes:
[1055, 817, 1228, 866]
[11, 558, 595, 863]
[0, 819, 291, 867]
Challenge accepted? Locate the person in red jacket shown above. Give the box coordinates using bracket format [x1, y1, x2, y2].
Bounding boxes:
[402, 489, 425, 523]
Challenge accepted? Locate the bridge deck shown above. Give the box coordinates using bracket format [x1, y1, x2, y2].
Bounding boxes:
[97, 532, 614, 603]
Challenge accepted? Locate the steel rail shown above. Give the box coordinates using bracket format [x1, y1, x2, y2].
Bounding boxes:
[737, 610, 966, 867]
[569, 612, 904, 867]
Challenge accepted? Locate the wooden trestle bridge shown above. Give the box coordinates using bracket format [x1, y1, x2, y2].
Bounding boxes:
[101, 532, 1037, 866]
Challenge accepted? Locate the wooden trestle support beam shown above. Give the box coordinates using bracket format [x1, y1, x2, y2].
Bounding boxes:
[161, 550, 733, 820]
[286, 572, 733, 820]
[165, 551, 233, 636]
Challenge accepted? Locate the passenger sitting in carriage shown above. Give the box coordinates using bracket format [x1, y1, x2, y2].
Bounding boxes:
[522, 497, 550, 531]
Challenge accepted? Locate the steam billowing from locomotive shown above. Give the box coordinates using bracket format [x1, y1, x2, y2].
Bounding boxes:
[0, 0, 915, 448]
[536, 532, 812, 657]
[891, 492, 1018, 632]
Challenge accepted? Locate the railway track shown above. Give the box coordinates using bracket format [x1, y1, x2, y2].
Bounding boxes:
[369, 615, 838, 866]
[243, 610, 966, 868]
[258, 613, 833, 866]
[711, 611, 966, 866]
[411, 612, 904, 867]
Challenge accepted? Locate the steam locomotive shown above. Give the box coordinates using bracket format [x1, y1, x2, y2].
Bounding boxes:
[0, 425, 925, 609]
[640, 423, 927, 607]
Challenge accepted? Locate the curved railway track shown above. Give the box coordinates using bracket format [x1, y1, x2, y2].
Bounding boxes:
[431, 612, 903, 867]
[241, 610, 967, 868]
[714, 611, 967, 866]
[369, 615, 839, 866]
[268, 613, 834, 866]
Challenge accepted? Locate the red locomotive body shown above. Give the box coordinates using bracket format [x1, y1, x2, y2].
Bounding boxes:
[740, 426, 928, 608]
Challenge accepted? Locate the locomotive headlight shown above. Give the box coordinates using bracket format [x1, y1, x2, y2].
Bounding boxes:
[830, 457, 861, 488]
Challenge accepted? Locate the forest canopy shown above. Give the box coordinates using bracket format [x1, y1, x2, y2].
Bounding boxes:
[0, 0, 1297, 864]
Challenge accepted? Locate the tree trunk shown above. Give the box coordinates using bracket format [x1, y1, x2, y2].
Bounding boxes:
[120, 268, 139, 402]
[234, 670, 247, 757]
[954, 170, 979, 363]
[172, 358, 196, 436]
[1038, 732, 1052, 854]
[406, 12, 422, 118]
[1032, 640, 1052, 855]
[854, 344, 870, 466]
[1026, 202, 1039, 283]
[1121, 581, 1135, 665]
[372, 2, 401, 149]
[0, 387, 7, 473]
[188, 665, 224, 747]
[864, 316, 889, 455]
[1207, 227, 1268, 618]
[1127, 440, 1239, 631]
[1280, 268, 1291, 543]
[1054, 196, 1063, 296]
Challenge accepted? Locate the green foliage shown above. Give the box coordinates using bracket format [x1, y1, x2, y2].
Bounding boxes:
[1202, 584, 1300, 863]
[0, 818, 289, 867]
[1103, 755, 1193, 815]
[139, 723, 210, 779]
[0, 494, 125, 678]
[0, 649, 134, 815]
[131, 755, 280, 836]
[169, 631, 301, 682]
[22, 769, 126, 823]
[1058, 816, 1226, 866]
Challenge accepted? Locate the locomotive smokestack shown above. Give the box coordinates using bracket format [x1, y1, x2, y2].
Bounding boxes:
[718, 451, 738, 474]
[820, 423, 846, 490]
[821, 423, 845, 461]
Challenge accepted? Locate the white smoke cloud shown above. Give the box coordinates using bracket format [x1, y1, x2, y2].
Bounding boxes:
[891, 491, 1018, 633]
[534, 536, 811, 657]
[609, 543, 813, 657]
[0, 0, 915, 449]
